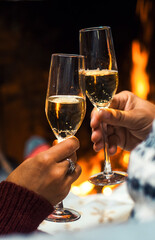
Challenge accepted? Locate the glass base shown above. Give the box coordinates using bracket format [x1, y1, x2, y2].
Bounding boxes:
[89, 171, 128, 186]
[46, 208, 81, 222]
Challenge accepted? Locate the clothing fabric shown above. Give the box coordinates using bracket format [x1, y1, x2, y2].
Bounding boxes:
[24, 136, 50, 159]
[0, 181, 53, 234]
[127, 120, 155, 221]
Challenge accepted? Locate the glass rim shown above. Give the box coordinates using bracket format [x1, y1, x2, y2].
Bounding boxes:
[79, 26, 111, 33]
[52, 53, 85, 58]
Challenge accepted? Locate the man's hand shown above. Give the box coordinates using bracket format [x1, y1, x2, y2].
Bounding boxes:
[91, 91, 155, 154]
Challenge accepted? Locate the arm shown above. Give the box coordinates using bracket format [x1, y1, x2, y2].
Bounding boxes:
[0, 181, 53, 234]
[0, 137, 81, 234]
[91, 91, 155, 154]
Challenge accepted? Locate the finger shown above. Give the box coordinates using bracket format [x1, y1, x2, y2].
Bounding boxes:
[58, 152, 77, 164]
[57, 160, 71, 175]
[93, 134, 118, 154]
[107, 125, 115, 136]
[99, 108, 132, 128]
[58, 152, 78, 175]
[91, 127, 103, 144]
[68, 152, 77, 164]
[93, 140, 103, 152]
[108, 134, 118, 155]
[90, 108, 100, 129]
[44, 137, 80, 163]
[65, 164, 82, 185]
[109, 91, 131, 110]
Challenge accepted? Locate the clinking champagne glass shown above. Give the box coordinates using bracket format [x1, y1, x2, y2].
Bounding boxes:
[79, 26, 127, 186]
[45, 54, 86, 222]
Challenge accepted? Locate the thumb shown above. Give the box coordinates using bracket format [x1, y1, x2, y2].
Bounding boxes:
[99, 108, 132, 128]
[46, 137, 80, 163]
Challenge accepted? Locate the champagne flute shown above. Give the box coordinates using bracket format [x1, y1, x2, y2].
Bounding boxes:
[45, 53, 86, 222]
[79, 26, 127, 186]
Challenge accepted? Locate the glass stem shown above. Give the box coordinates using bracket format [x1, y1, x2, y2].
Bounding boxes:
[101, 122, 113, 176]
[54, 201, 64, 214]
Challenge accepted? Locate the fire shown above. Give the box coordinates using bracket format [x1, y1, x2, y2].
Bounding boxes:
[71, 148, 129, 197]
[130, 0, 152, 100]
[131, 40, 149, 99]
[71, 151, 103, 196]
[71, 0, 153, 197]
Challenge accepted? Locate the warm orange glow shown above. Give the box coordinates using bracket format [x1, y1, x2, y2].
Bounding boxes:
[71, 150, 104, 196]
[120, 151, 130, 169]
[71, 149, 125, 196]
[102, 185, 116, 196]
[136, 0, 152, 24]
[71, 0, 153, 198]
[102, 186, 112, 196]
[131, 40, 149, 99]
[71, 181, 94, 196]
[130, 0, 152, 100]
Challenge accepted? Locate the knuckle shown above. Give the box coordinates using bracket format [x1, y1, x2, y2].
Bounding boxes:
[116, 110, 124, 122]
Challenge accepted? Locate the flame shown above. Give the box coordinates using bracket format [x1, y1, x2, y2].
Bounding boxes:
[71, 149, 126, 196]
[136, 0, 153, 44]
[131, 41, 149, 99]
[71, 151, 103, 195]
[130, 0, 152, 100]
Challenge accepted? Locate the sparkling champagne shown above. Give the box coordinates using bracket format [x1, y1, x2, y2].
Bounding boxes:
[83, 69, 118, 108]
[45, 95, 86, 141]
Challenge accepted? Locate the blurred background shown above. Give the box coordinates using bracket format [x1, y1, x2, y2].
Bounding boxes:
[0, 0, 154, 195]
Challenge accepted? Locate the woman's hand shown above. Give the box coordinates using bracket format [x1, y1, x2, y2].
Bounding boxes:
[91, 91, 155, 154]
[6, 137, 81, 206]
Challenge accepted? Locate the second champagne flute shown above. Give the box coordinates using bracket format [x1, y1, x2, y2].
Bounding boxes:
[80, 26, 127, 186]
[45, 54, 86, 222]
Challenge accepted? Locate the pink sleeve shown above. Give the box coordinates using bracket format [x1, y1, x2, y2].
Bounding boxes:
[0, 181, 54, 234]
